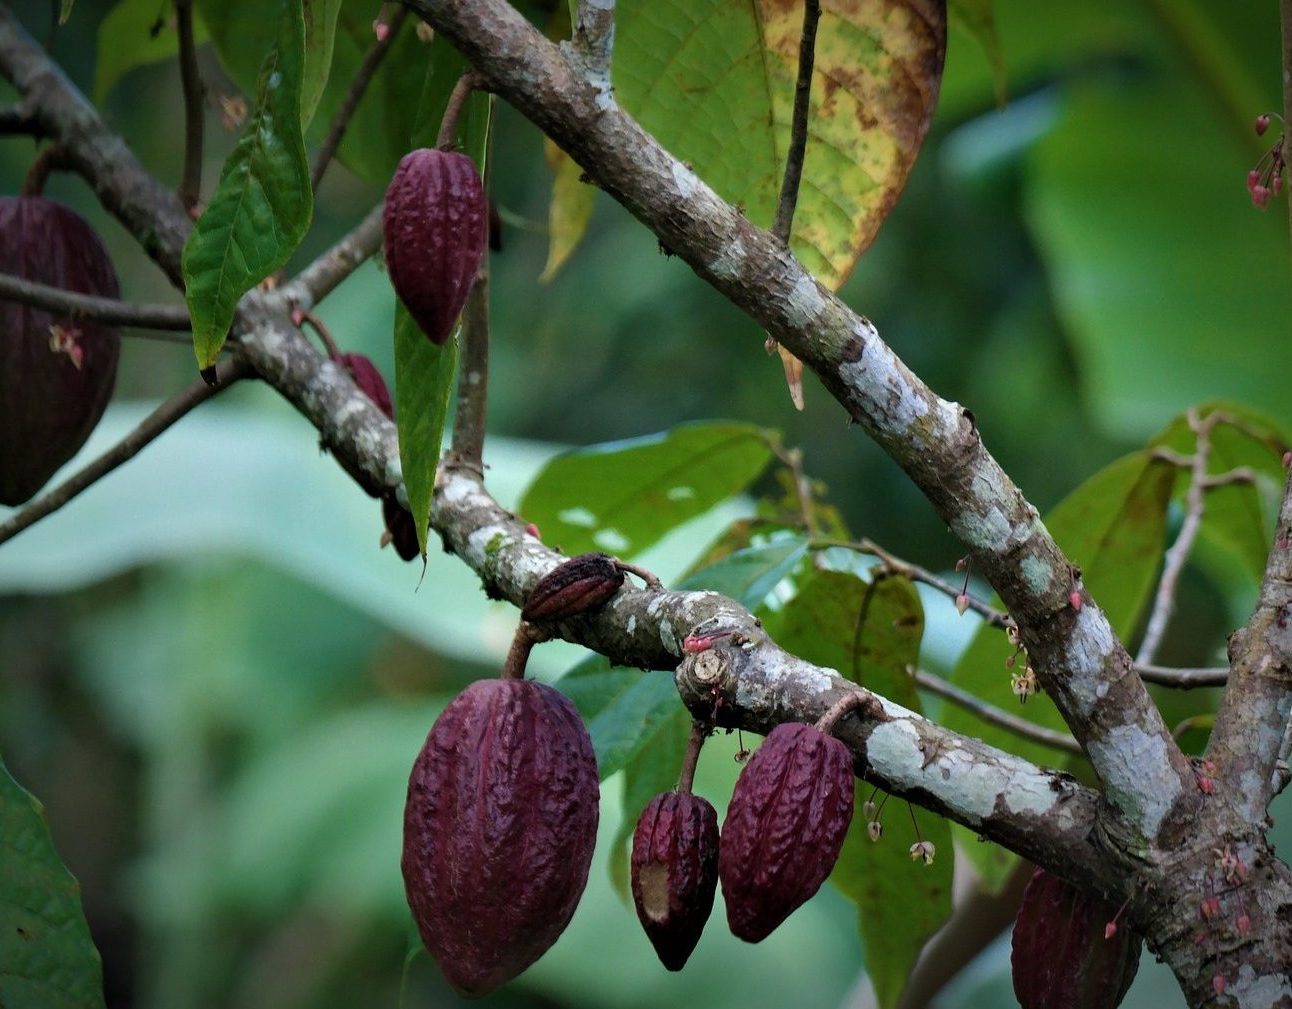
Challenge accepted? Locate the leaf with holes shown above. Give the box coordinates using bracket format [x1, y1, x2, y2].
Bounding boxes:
[0, 757, 106, 1009]
[614, 0, 946, 287]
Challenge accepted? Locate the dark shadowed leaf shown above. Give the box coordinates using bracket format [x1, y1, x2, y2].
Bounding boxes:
[300, 0, 343, 126]
[94, 0, 210, 103]
[0, 758, 106, 1009]
[948, 0, 1005, 103]
[519, 423, 775, 559]
[614, 0, 947, 287]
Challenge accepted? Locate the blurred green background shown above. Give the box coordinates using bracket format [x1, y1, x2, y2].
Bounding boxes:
[1, 1, 1289, 1007]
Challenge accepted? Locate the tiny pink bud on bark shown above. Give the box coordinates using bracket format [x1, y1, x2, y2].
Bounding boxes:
[1197, 776, 1215, 795]
[1236, 913, 1251, 935]
[1069, 590, 1083, 611]
[1104, 921, 1118, 940]
[525, 522, 541, 539]
[372, 18, 390, 41]
[955, 593, 970, 616]
[1200, 896, 1221, 919]
[1255, 114, 1270, 136]
[1213, 974, 1226, 996]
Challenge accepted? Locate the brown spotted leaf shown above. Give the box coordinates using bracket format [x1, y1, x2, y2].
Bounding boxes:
[614, 0, 946, 288]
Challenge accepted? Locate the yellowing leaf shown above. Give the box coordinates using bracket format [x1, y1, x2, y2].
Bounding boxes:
[615, 0, 947, 288]
[540, 139, 597, 282]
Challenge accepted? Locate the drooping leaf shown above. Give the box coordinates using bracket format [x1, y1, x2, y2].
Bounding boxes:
[946, 452, 1175, 889]
[540, 139, 598, 282]
[94, 0, 210, 103]
[948, 0, 1005, 104]
[518, 423, 775, 558]
[393, 38, 491, 557]
[182, 0, 311, 370]
[765, 569, 951, 1008]
[300, 0, 343, 127]
[614, 0, 947, 287]
[0, 757, 107, 1009]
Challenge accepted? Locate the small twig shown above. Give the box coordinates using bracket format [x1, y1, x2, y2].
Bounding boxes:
[175, 0, 204, 210]
[613, 557, 663, 590]
[20, 142, 71, 195]
[502, 621, 549, 680]
[815, 690, 879, 735]
[449, 264, 489, 470]
[815, 537, 1011, 628]
[677, 720, 708, 794]
[571, 0, 616, 98]
[1134, 664, 1228, 689]
[0, 354, 252, 547]
[769, 440, 816, 535]
[1201, 467, 1257, 489]
[436, 71, 480, 150]
[772, 0, 820, 243]
[1138, 409, 1219, 665]
[292, 308, 341, 359]
[311, 6, 408, 190]
[0, 271, 192, 330]
[912, 668, 1082, 755]
[281, 204, 385, 311]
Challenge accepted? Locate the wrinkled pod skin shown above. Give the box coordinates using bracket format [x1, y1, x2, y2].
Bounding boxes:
[383, 148, 486, 345]
[631, 791, 721, 970]
[0, 196, 121, 505]
[1011, 868, 1141, 1009]
[719, 722, 855, 942]
[402, 678, 599, 997]
[521, 553, 624, 622]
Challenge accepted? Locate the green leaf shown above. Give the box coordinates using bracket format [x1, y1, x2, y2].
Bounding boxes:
[94, 0, 210, 103]
[301, 0, 343, 127]
[764, 569, 950, 1008]
[59, 0, 75, 24]
[614, 0, 946, 287]
[540, 139, 597, 282]
[392, 40, 491, 558]
[946, 452, 1175, 889]
[182, 0, 312, 370]
[948, 0, 1005, 104]
[518, 423, 775, 559]
[0, 757, 106, 1009]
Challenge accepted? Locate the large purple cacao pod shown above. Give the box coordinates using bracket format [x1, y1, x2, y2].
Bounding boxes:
[383, 148, 486, 345]
[402, 678, 600, 997]
[1011, 868, 1141, 1009]
[631, 790, 720, 970]
[0, 196, 121, 505]
[719, 722, 855, 942]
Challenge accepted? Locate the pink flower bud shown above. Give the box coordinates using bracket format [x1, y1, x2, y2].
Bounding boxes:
[1069, 590, 1083, 611]
[1255, 114, 1270, 136]
[1200, 896, 1221, 919]
[1248, 168, 1262, 190]
[1104, 921, 1118, 940]
[372, 18, 390, 41]
[1236, 913, 1251, 935]
[1213, 974, 1226, 996]
[955, 593, 970, 616]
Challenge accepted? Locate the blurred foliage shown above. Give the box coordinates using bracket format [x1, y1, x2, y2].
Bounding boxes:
[2, 0, 1292, 1007]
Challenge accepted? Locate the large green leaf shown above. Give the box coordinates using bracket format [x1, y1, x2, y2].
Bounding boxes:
[948, 0, 1005, 103]
[94, 0, 210, 103]
[764, 570, 952, 1009]
[301, 0, 343, 126]
[182, 0, 312, 370]
[614, 0, 947, 287]
[392, 39, 491, 558]
[946, 452, 1175, 889]
[0, 758, 106, 1009]
[518, 423, 775, 558]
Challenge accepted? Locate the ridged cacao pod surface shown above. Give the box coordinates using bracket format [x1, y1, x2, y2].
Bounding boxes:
[631, 791, 720, 970]
[0, 196, 121, 505]
[521, 553, 624, 622]
[1011, 868, 1141, 1009]
[719, 722, 855, 942]
[383, 148, 486, 345]
[402, 678, 599, 997]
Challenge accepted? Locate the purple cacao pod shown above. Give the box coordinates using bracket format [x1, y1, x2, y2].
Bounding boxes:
[1011, 868, 1141, 1009]
[0, 196, 121, 505]
[631, 790, 720, 970]
[521, 553, 624, 622]
[402, 678, 600, 996]
[719, 722, 855, 942]
[381, 494, 420, 562]
[383, 148, 486, 345]
[337, 352, 393, 420]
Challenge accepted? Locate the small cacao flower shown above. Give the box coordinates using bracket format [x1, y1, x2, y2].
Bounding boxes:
[1011, 868, 1141, 1009]
[402, 678, 599, 996]
[719, 723, 855, 942]
[383, 148, 487, 345]
[521, 553, 625, 622]
[0, 196, 121, 505]
[631, 791, 720, 970]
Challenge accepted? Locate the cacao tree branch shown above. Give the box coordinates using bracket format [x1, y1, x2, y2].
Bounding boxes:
[570, 0, 615, 102]
[1135, 664, 1228, 689]
[398, 0, 1197, 839]
[0, 270, 192, 332]
[175, 0, 203, 210]
[0, 354, 252, 547]
[311, 6, 408, 191]
[912, 668, 1081, 756]
[281, 203, 386, 312]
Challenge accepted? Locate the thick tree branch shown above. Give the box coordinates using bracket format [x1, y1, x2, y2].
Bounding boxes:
[0, 271, 191, 331]
[401, 0, 1196, 843]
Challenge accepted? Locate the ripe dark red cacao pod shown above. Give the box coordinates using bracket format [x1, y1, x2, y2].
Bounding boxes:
[631, 791, 720, 970]
[521, 553, 624, 622]
[402, 678, 599, 997]
[0, 196, 121, 505]
[381, 495, 420, 562]
[719, 722, 854, 942]
[338, 352, 392, 420]
[383, 148, 486, 345]
[1011, 868, 1141, 1009]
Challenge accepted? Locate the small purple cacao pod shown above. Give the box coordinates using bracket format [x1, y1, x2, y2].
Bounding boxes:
[719, 722, 855, 942]
[631, 791, 720, 970]
[402, 678, 599, 997]
[0, 196, 121, 505]
[337, 352, 393, 420]
[1011, 868, 1141, 1009]
[521, 553, 624, 622]
[381, 495, 420, 561]
[383, 148, 486, 345]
